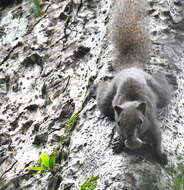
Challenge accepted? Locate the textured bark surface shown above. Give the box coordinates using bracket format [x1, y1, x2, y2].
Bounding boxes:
[0, 0, 184, 189]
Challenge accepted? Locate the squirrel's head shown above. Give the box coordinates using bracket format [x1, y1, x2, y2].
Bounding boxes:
[114, 101, 147, 150]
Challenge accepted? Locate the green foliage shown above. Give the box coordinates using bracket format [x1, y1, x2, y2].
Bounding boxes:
[170, 165, 184, 190]
[0, 31, 6, 37]
[26, 166, 48, 171]
[49, 154, 56, 169]
[40, 152, 50, 168]
[0, 27, 6, 37]
[32, 0, 42, 17]
[60, 135, 70, 146]
[65, 111, 80, 133]
[26, 152, 56, 172]
[155, 165, 184, 190]
[80, 175, 100, 190]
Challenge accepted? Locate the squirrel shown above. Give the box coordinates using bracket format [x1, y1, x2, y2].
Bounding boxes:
[96, 0, 177, 165]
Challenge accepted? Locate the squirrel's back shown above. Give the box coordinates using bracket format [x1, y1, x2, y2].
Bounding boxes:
[111, 0, 150, 66]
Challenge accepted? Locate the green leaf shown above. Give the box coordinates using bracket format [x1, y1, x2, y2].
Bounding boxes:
[40, 152, 50, 168]
[26, 166, 48, 171]
[49, 154, 56, 169]
[0, 31, 6, 37]
[32, 0, 42, 17]
[65, 112, 80, 133]
[80, 175, 100, 190]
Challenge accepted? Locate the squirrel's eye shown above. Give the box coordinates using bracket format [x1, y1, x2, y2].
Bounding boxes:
[117, 121, 121, 126]
[138, 119, 143, 126]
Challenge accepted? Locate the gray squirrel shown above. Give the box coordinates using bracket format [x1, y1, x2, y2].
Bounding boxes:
[96, 0, 177, 165]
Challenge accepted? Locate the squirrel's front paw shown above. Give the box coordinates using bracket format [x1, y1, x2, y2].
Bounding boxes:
[112, 140, 124, 154]
[165, 74, 178, 90]
[156, 153, 168, 165]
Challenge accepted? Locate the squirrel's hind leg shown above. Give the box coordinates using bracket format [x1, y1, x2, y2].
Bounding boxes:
[96, 81, 115, 121]
[148, 72, 172, 108]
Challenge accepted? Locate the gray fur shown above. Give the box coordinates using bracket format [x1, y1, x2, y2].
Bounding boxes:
[97, 0, 177, 165]
[97, 68, 173, 165]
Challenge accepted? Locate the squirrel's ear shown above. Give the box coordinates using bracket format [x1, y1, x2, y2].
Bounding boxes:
[137, 102, 146, 115]
[114, 105, 123, 115]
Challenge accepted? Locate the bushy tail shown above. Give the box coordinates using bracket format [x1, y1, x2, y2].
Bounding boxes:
[111, 0, 150, 65]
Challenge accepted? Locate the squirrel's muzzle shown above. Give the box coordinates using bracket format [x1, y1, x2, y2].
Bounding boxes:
[124, 128, 145, 149]
[124, 137, 144, 149]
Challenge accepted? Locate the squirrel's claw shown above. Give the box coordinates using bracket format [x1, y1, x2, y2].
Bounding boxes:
[112, 140, 124, 154]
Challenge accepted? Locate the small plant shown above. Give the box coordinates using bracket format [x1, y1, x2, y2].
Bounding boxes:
[154, 164, 184, 190]
[170, 164, 184, 190]
[32, 0, 42, 17]
[65, 111, 80, 133]
[0, 31, 6, 36]
[0, 28, 6, 37]
[80, 175, 100, 190]
[26, 152, 56, 172]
